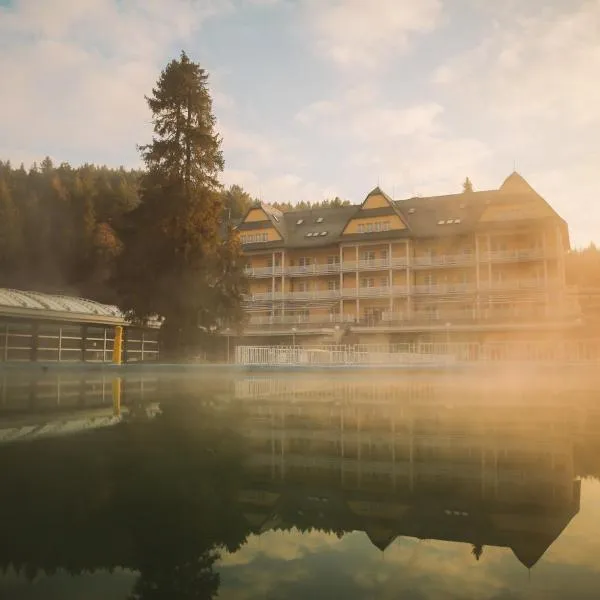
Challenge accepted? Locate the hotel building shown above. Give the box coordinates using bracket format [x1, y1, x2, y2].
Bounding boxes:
[237, 172, 579, 344]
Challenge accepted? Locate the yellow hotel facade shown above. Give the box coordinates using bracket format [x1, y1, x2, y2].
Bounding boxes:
[236, 172, 579, 344]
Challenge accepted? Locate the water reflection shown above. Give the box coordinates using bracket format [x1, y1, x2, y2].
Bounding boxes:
[0, 370, 599, 599]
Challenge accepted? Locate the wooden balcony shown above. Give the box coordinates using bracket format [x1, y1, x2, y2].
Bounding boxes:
[243, 279, 560, 303]
[412, 254, 474, 268]
[482, 249, 549, 262]
[243, 305, 580, 333]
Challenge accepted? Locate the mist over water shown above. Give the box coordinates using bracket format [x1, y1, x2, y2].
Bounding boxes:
[0, 369, 599, 599]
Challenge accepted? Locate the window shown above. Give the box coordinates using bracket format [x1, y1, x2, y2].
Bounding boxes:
[358, 221, 390, 234]
[320, 231, 328, 236]
[328, 280, 339, 291]
[267, 255, 281, 268]
[316, 217, 324, 223]
[296, 281, 309, 292]
[437, 220, 445, 225]
[327, 255, 340, 265]
[361, 250, 376, 262]
[298, 257, 312, 267]
[305, 232, 313, 237]
[380, 277, 389, 287]
[360, 278, 375, 288]
[381, 249, 388, 260]
[296, 219, 304, 225]
[241, 232, 268, 244]
[408, 208, 416, 214]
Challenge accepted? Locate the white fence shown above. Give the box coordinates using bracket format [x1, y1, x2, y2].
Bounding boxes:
[235, 341, 600, 367]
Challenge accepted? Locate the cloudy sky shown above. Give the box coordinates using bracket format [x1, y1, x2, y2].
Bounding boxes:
[1, 0, 598, 246]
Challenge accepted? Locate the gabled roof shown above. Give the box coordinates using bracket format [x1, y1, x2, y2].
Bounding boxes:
[500, 171, 538, 195]
[237, 172, 568, 250]
[393, 191, 492, 238]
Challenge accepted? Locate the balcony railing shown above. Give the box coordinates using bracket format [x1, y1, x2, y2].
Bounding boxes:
[412, 254, 474, 268]
[243, 279, 559, 302]
[244, 249, 558, 279]
[482, 249, 547, 262]
[342, 285, 408, 299]
[244, 306, 580, 331]
[244, 257, 409, 278]
[481, 278, 558, 292]
[243, 266, 284, 278]
[412, 283, 475, 295]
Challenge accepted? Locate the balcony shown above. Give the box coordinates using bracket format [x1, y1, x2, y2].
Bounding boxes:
[343, 285, 408, 299]
[243, 279, 560, 303]
[246, 314, 354, 330]
[243, 265, 284, 278]
[243, 305, 580, 332]
[244, 290, 341, 302]
[412, 283, 475, 295]
[341, 257, 408, 272]
[412, 253, 474, 268]
[482, 249, 548, 263]
[244, 257, 409, 279]
[481, 278, 558, 292]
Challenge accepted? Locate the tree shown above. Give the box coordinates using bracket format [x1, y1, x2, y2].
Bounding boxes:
[114, 51, 245, 356]
[471, 544, 483, 561]
[463, 177, 474, 193]
[0, 178, 24, 286]
[221, 184, 254, 222]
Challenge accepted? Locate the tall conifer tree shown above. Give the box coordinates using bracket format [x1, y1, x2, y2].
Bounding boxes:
[115, 52, 244, 356]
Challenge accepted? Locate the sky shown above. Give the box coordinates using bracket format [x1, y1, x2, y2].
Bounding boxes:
[0, 0, 599, 247]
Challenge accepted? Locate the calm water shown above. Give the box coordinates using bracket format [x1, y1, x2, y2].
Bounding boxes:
[0, 368, 599, 599]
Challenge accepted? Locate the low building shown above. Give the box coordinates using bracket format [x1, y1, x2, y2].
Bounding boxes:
[0, 288, 159, 363]
[237, 172, 579, 344]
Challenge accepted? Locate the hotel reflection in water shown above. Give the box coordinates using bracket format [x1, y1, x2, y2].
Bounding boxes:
[234, 375, 592, 569]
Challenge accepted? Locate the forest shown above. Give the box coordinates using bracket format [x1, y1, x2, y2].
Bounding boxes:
[0, 157, 598, 303]
[0, 159, 352, 305]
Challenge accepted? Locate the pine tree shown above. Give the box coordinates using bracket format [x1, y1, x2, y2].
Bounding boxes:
[0, 179, 24, 286]
[115, 51, 244, 356]
[463, 177, 474, 193]
[221, 184, 254, 221]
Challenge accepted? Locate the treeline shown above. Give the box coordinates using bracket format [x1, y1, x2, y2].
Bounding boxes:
[0, 160, 349, 303]
[0, 158, 139, 303]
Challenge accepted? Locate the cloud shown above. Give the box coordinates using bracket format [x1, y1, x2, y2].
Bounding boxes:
[433, 0, 600, 127]
[222, 168, 339, 203]
[303, 0, 443, 69]
[0, 0, 233, 166]
[429, 0, 600, 245]
[294, 89, 489, 197]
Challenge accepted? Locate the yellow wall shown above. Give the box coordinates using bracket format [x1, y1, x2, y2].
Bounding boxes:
[392, 242, 409, 258]
[392, 272, 407, 286]
[287, 246, 339, 265]
[342, 301, 357, 318]
[343, 214, 406, 235]
[245, 207, 269, 222]
[247, 253, 272, 268]
[342, 274, 357, 289]
[342, 247, 357, 262]
[363, 193, 390, 209]
[241, 227, 282, 244]
[413, 237, 474, 257]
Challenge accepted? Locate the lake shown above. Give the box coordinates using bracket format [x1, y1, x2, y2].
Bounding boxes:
[0, 368, 599, 599]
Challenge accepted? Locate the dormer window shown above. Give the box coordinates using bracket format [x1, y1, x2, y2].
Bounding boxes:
[296, 219, 304, 225]
[316, 217, 324, 223]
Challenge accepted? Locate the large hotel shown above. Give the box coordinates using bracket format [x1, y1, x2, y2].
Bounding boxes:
[237, 172, 578, 344]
